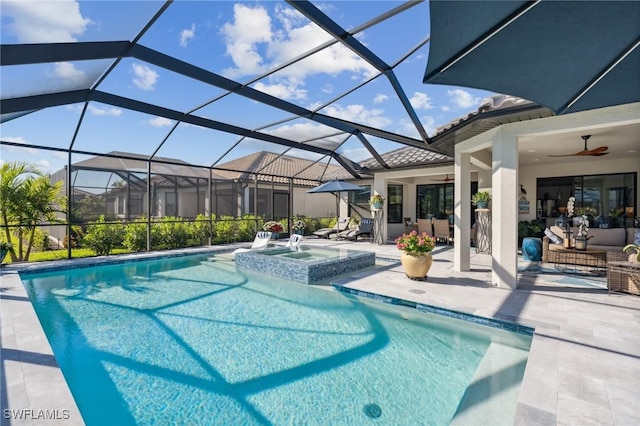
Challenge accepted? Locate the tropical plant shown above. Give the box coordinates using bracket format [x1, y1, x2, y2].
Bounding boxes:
[623, 244, 640, 262]
[395, 231, 436, 254]
[0, 241, 13, 252]
[292, 219, 306, 231]
[0, 161, 65, 261]
[471, 191, 492, 206]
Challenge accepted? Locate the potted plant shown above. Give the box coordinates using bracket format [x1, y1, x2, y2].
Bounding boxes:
[370, 194, 384, 210]
[395, 231, 436, 280]
[292, 219, 306, 235]
[262, 221, 284, 239]
[471, 191, 491, 209]
[623, 243, 640, 262]
[0, 241, 12, 265]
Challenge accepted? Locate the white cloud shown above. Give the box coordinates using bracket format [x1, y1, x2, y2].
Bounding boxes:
[180, 23, 196, 47]
[148, 117, 174, 127]
[36, 159, 51, 171]
[2, 0, 91, 43]
[322, 84, 333, 94]
[447, 89, 480, 109]
[374, 94, 388, 104]
[1, 137, 39, 155]
[253, 81, 307, 100]
[265, 122, 344, 146]
[220, 3, 376, 97]
[441, 105, 451, 112]
[409, 92, 433, 110]
[49, 62, 91, 86]
[132, 63, 158, 90]
[396, 116, 437, 138]
[221, 4, 272, 78]
[321, 104, 391, 129]
[87, 105, 122, 117]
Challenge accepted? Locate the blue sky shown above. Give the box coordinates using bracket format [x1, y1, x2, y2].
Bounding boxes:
[0, 0, 495, 176]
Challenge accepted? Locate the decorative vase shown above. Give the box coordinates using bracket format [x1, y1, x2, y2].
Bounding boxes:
[575, 237, 587, 251]
[0, 249, 8, 265]
[271, 232, 279, 240]
[476, 201, 488, 209]
[400, 252, 433, 280]
[294, 230, 304, 235]
[371, 201, 383, 210]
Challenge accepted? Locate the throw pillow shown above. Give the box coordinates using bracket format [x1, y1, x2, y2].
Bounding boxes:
[545, 228, 562, 245]
[634, 229, 640, 245]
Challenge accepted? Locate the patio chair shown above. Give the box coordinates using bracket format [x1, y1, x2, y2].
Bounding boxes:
[342, 218, 374, 241]
[417, 218, 434, 237]
[283, 234, 303, 250]
[313, 217, 350, 238]
[433, 219, 452, 245]
[233, 231, 272, 256]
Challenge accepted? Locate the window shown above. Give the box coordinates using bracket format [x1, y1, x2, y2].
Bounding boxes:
[349, 185, 371, 205]
[536, 172, 636, 228]
[416, 182, 477, 225]
[387, 184, 403, 223]
[165, 192, 177, 217]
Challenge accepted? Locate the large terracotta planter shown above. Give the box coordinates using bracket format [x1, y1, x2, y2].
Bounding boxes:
[400, 252, 433, 280]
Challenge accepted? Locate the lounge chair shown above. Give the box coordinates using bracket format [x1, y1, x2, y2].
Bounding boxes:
[313, 217, 350, 238]
[417, 218, 433, 237]
[233, 231, 272, 256]
[283, 234, 303, 250]
[340, 218, 374, 241]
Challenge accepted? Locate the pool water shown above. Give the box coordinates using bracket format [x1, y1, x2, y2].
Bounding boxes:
[20, 253, 531, 425]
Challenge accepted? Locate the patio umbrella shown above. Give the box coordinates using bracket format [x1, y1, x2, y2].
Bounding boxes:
[423, 1, 640, 115]
[306, 180, 366, 222]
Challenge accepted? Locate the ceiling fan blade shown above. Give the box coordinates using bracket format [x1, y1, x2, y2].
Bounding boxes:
[586, 146, 608, 154]
[587, 152, 609, 156]
[547, 153, 583, 157]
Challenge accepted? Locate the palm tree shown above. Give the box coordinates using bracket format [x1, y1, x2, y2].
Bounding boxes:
[0, 162, 40, 261]
[0, 161, 65, 261]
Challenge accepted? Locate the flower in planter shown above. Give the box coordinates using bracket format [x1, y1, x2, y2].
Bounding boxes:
[395, 231, 435, 254]
[262, 221, 283, 233]
[370, 194, 384, 205]
[566, 196, 575, 217]
[577, 215, 589, 237]
[292, 220, 306, 231]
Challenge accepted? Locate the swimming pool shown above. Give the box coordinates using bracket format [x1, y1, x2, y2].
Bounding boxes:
[235, 246, 376, 283]
[20, 253, 531, 425]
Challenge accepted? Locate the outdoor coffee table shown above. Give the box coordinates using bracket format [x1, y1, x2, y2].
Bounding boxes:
[553, 247, 607, 275]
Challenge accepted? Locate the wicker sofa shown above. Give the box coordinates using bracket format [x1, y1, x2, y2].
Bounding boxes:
[542, 226, 637, 265]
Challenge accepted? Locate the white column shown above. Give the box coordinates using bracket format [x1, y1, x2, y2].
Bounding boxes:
[491, 132, 519, 289]
[454, 151, 471, 271]
[477, 169, 492, 193]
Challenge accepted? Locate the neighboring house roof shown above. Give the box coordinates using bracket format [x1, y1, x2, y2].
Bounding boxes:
[213, 151, 343, 186]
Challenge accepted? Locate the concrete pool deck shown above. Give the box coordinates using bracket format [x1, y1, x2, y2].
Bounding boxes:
[1, 241, 639, 425]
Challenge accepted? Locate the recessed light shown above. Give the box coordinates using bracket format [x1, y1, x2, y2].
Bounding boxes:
[533, 158, 540, 162]
[628, 149, 638, 153]
[527, 149, 536, 153]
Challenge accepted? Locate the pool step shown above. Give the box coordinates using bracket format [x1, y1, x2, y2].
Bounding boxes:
[450, 341, 529, 425]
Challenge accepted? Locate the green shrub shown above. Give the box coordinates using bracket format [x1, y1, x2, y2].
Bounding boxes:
[123, 220, 149, 252]
[213, 216, 237, 244]
[154, 217, 190, 249]
[84, 216, 125, 256]
[189, 214, 211, 246]
[32, 228, 50, 251]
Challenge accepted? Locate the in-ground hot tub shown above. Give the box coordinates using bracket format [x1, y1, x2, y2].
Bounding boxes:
[234, 246, 376, 284]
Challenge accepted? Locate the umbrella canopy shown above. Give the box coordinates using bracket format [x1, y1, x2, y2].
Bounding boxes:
[306, 180, 366, 194]
[306, 180, 366, 221]
[423, 1, 640, 115]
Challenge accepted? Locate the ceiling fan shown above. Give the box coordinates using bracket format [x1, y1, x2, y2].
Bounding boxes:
[548, 135, 609, 157]
[431, 174, 454, 182]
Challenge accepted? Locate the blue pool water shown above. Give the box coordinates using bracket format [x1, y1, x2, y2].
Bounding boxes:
[20, 253, 531, 425]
